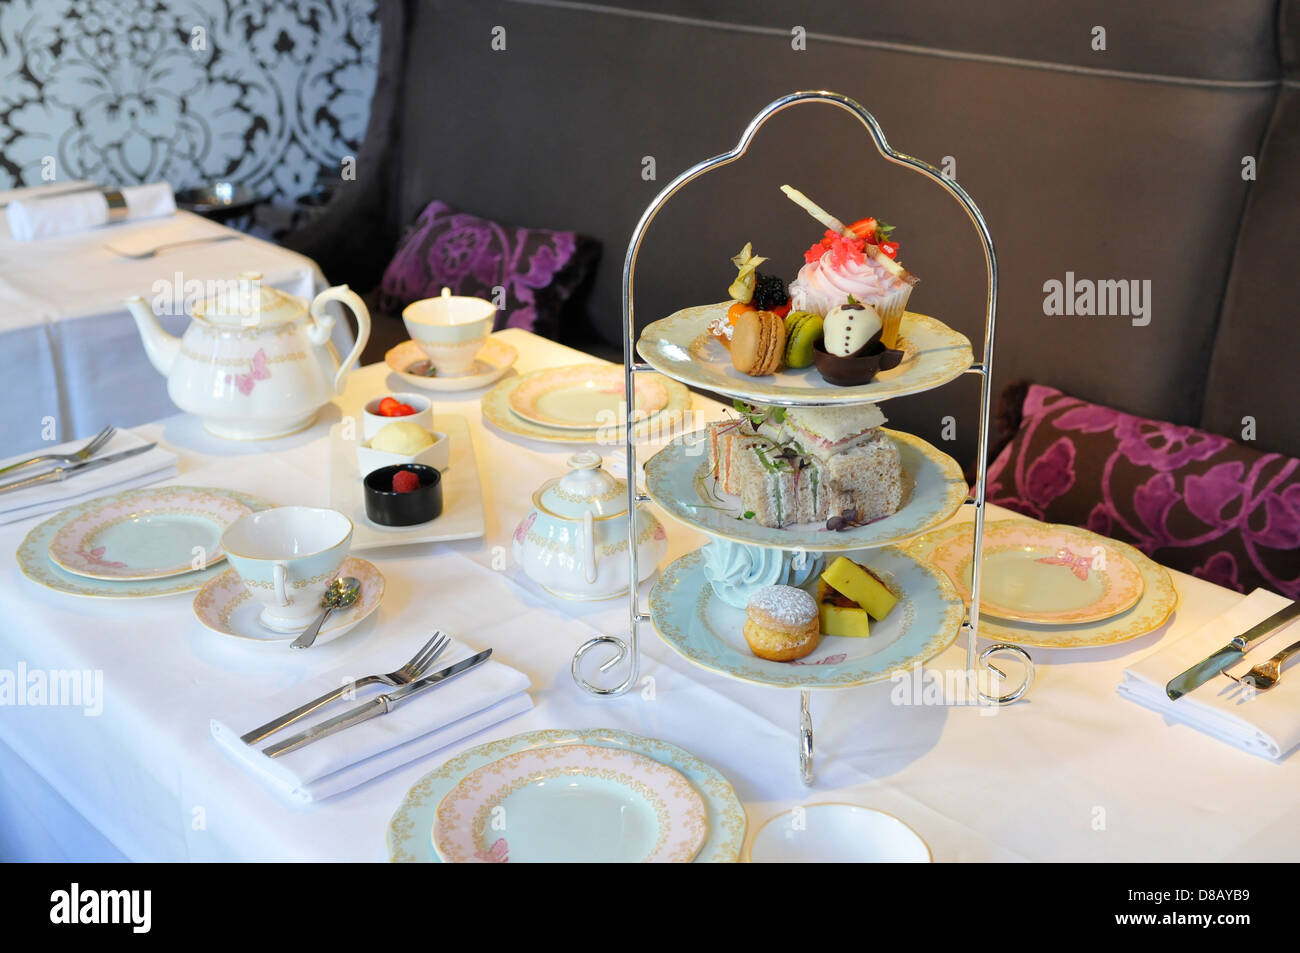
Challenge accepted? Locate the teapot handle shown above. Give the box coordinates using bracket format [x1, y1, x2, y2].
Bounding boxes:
[309, 284, 372, 394]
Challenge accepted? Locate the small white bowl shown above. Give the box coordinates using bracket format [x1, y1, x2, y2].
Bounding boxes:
[356, 426, 450, 477]
[745, 803, 931, 863]
[362, 392, 433, 440]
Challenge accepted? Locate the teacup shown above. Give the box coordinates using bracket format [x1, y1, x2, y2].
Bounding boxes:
[402, 288, 496, 376]
[221, 506, 353, 632]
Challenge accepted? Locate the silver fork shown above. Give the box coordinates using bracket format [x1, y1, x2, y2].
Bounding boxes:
[1223, 637, 1300, 693]
[0, 425, 116, 479]
[108, 235, 239, 259]
[239, 631, 452, 744]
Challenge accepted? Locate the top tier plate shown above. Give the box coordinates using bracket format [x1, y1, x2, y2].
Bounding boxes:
[637, 302, 973, 406]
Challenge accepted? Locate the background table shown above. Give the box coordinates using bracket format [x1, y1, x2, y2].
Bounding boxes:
[0, 191, 344, 456]
[2, 329, 1297, 862]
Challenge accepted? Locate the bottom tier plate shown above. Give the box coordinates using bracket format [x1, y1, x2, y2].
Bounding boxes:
[649, 545, 964, 689]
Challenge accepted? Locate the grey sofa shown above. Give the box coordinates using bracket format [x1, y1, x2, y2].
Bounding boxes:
[286, 0, 1299, 466]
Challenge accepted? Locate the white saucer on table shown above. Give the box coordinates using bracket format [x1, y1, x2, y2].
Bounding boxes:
[193, 556, 384, 646]
[385, 336, 517, 392]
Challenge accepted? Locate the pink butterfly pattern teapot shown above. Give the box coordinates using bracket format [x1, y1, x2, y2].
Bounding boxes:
[126, 271, 371, 439]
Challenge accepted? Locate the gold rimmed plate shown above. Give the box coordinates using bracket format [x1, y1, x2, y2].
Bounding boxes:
[482, 367, 693, 444]
[17, 487, 272, 599]
[645, 428, 967, 552]
[906, 520, 1178, 648]
[638, 302, 973, 406]
[507, 364, 669, 431]
[927, 521, 1145, 624]
[48, 487, 251, 581]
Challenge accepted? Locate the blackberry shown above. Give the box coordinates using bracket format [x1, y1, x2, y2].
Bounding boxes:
[752, 272, 789, 310]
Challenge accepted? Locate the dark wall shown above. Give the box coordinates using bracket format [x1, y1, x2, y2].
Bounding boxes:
[343, 0, 1295, 461]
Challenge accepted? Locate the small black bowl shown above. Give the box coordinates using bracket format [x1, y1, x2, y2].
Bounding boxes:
[363, 464, 443, 526]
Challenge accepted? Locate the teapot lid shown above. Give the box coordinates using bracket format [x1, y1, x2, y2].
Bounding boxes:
[191, 272, 304, 327]
[535, 452, 627, 520]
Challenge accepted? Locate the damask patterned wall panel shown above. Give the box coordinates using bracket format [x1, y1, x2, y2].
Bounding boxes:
[0, 0, 379, 210]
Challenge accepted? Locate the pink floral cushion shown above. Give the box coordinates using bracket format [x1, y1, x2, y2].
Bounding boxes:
[986, 384, 1300, 597]
[377, 200, 599, 338]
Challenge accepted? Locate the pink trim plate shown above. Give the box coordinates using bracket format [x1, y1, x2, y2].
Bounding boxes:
[48, 488, 252, 581]
[508, 364, 669, 430]
[928, 521, 1145, 624]
[432, 744, 708, 863]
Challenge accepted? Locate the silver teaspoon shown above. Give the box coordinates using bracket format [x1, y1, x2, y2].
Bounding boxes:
[290, 576, 361, 649]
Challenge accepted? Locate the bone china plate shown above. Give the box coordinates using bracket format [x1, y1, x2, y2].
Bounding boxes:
[638, 302, 973, 405]
[18, 488, 271, 599]
[388, 729, 746, 863]
[48, 488, 251, 581]
[905, 520, 1177, 649]
[432, 744, 708, 863]
[649, 545, 963, 689]
[507, 364, 669, 430]
[926, 521, 1145, 624]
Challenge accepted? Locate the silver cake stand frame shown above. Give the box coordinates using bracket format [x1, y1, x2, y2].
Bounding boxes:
[571, 90, 1034, 784]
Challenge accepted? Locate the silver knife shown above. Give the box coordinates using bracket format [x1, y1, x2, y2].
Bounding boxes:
[1165, 602, 1300, 700]
[262, 649, 493, 758]
[0, 443, 157, 495]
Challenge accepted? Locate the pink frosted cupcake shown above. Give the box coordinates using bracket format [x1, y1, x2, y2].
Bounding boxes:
[789, 230, 918, 348]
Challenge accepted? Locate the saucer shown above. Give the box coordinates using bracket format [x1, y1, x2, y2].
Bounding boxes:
[385, 336, 517, 392]
[193, 556, 384, 645]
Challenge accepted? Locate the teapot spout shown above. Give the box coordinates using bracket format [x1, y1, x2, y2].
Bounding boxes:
[125, 295, 181, 376]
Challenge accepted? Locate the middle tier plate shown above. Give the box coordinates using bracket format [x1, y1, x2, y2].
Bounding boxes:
[637, 302, 973, 405]
[645, 428, 967, 552]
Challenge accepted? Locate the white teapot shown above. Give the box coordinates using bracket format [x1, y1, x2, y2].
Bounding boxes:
[126, 271, 370, 439]
[513, 452, 667, 601]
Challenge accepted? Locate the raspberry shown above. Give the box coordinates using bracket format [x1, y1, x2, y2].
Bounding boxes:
[392, 469, 421, 493]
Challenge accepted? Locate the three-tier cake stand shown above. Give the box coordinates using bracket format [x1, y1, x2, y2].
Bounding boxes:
[570, 91, 1034, 783]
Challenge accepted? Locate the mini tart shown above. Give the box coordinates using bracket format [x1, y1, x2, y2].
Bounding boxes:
[743, 585, 820, 661]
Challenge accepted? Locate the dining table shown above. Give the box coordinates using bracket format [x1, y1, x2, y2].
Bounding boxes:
[2, 327, 1297, 863]
[0, 183, 348, 457]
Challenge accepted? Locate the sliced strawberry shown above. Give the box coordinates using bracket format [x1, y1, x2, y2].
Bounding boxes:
[378, 397, 402, 416]
[878, 241, 900, 259]
[847, 217, 878, 240]
[393, 402, 417, 416]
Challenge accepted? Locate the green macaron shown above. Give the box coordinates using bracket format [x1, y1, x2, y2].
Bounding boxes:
[784, 311, 824, 368]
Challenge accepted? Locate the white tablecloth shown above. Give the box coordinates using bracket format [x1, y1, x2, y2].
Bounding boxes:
[2, 328, 1297, 862]
[0, 194, 344, 456]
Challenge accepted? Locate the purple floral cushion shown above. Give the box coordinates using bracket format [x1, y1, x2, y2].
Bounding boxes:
[377, 200, 599, 338]
[987, 384, 1300, 598]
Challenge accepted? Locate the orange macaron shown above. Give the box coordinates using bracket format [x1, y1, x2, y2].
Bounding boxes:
[730, 309, 786, 376]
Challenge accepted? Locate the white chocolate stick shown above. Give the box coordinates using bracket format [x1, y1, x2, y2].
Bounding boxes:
[780, 185, 854, 237]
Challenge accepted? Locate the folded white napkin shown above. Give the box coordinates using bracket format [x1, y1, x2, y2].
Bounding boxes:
[0, 430, 179, 526]
[6, 183, 176, 241]
[1118, 589, 1300, 759]
[211, 640, 533, 803]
